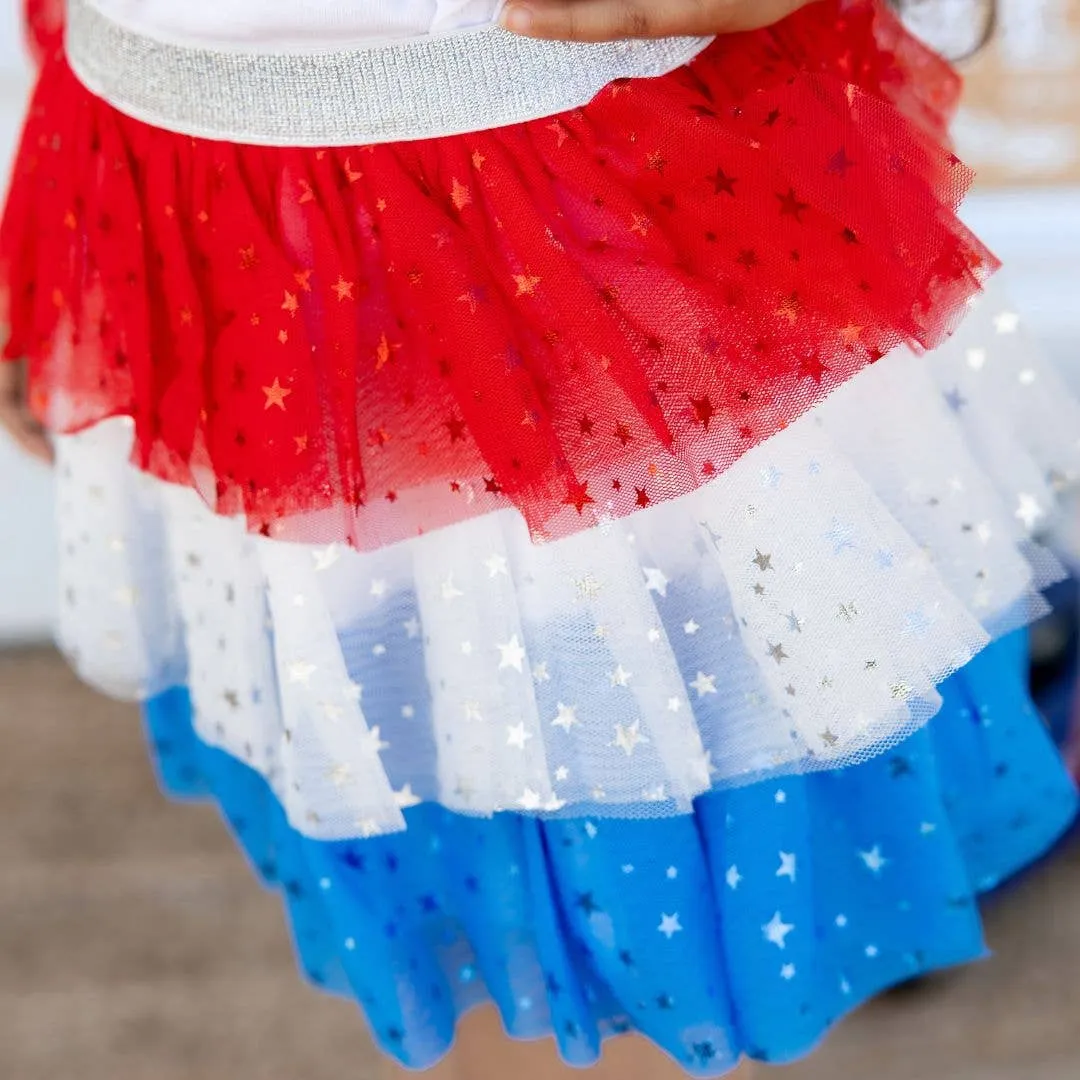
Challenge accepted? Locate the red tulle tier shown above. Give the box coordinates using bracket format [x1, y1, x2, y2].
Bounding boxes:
[1, 1, 994, 549]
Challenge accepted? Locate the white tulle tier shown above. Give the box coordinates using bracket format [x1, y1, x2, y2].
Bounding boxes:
[52, 282, 1080, 839]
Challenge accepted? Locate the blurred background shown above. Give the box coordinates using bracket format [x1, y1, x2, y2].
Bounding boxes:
[2, 3, 1080, 1078]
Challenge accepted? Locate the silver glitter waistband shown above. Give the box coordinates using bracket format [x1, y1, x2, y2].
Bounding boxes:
[66, 0, 711, 147]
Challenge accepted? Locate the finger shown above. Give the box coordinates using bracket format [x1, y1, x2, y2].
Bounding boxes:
[500, 0, 815, 40]
[14, 423, 54, 464]
[0, 360, 23, 398]
[0, 402, 53, 464]
[501, 0, 702, 41]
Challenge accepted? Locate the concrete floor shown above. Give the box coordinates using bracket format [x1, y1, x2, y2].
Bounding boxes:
[2, 647, 1080, 1080]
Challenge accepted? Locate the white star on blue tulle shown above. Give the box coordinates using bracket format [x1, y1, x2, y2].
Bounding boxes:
[763, 912, 795, 949]
[859, 845, 887, 873]
[658, 913, 683, 939]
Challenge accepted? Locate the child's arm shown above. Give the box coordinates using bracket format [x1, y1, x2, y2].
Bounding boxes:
[0, 363, 51, 463]
[500, 0, 818, 40]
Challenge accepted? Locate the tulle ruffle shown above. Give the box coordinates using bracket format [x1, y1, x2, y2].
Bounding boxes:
[51, 286, 1080, 837]
[142, 633, 1078, 1074]
[1, 0, 992, 550]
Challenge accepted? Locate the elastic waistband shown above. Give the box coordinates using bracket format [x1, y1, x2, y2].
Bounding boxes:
[66, 0, 711, 147]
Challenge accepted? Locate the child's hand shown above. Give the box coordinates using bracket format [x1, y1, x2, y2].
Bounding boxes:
[0, 360, 52, 463]
[499, 0, 819, 40]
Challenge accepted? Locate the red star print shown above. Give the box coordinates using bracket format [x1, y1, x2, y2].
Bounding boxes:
[691, 396, 715, 431]
[579, 415, 595, 436]
[707, 167, 738, 197]
[777, 188, 811, 222]
[444, 416, 467, 442]
[484, 477, 503, 494]
[635, 487, 650, 508]
[798, 352, 830, 383]
[827, 148, 856, 176]
[565, 480, 595, 514]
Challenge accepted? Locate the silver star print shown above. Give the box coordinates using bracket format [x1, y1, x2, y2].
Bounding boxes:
[506, 722, 534, 749]
[994, 310, 1019, 334]
[517, 788, 542, 810]
[287, 660, 317, 685]
[496, 635, 527, 672]
[691, 671, 717, 697]
[642, 566, 670, 596]
[485, 553, 509, 577]
[328, 763, 353, 788]
[1015, 493, 1043, 531]
[943, 387, 967, 412]
[574, 574, 602, 600]
[613, 720, 650, 756]
[312, 546, 340, 571]
[359, 727, 390, 754]
[394, 783, 422, 808]
[767, 642, 789, 664]
[551, 702, 579, 732]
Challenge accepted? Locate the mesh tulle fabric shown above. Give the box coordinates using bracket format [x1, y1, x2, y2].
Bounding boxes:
[1, 0, 992, 549]
[143, 632, 1078, 1074]
[50, 290, 1080, 838]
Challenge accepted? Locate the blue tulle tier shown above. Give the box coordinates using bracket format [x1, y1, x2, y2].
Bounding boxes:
[144, 630, 1076, 1075]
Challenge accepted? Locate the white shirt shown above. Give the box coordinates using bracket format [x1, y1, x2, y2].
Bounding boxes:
[87, 0, 506, 51]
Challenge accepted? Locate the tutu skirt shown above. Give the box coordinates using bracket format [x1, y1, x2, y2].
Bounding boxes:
[48, 284, 1080, 833]
[4, 2, 1079, 1073]
[144, 630, 1077, 1073]
[1, 1, 992, 548]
